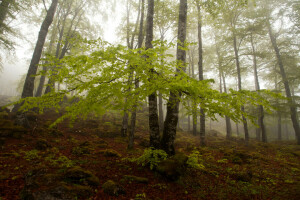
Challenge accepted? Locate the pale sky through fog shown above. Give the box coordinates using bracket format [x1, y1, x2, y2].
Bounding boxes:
[0, 3, 123, 97]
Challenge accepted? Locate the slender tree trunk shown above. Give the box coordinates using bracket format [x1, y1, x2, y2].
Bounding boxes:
[161, 0, 187, 155]
[12, 0, 58, 112]
[216, 43, 232, 139]
[196, 1, 205, 146]
[190, 53, 197, 136]
[233, 33, 249, 143]
[128, 0, 145, 149]
[278, 112, 282, 141]
[236, 123, 240, 137]
[158, 92, 164, 132]
[250, 34, 266, 142]
[268, 21, 300, 145]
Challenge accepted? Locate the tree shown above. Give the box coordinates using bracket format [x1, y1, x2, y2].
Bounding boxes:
[195, 0, 206, 146]
[146, 0, 160, 149]
[12, 0, 58, 113]
[128, 0, 145, 149]
[161, 0, 188, 155]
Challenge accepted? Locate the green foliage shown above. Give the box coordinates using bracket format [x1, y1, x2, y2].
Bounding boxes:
[23, 150, 40, 161]
[187, 149, 205, 169]
[133, 148, 168, 170]
[12, 39, 277, 127]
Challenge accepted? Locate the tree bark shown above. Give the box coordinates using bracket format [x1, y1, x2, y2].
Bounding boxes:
[161, 0, 187, 155]
[145, 0, 160, 149]
[196, 0, 205, 146]
[233, 33, 249, 143]
[250, 33, 266, 142]
[268, 21, 300, 145]
[128, 0, 145, 149]
[12, 0, 58, 112]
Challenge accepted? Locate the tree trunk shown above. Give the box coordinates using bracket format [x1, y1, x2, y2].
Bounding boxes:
[128, 0, 145, 149]
[250, 33, 266, 142]
[233, 33, 249, 143]
[145, 0, 160, 148]
[161, 0, 187, 155]
[268, 21, 300, 145]
[12, 0, 58, 112]
[159, 92, 164, 132]
[196, 1, 205, 146]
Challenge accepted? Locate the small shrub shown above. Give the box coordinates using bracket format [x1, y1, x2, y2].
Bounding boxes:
[24, 150, 40, 161]
[187, 149, 205, 169]
[134, 148, 168, 170]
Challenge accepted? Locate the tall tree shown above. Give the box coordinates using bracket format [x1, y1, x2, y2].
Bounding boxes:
[128, 0, 145, 149]
[267, 20, 300, 144]
[195, 0, 206, 146]
[161, 0, 187, 155]
[146, 0, 160, 148]
[12, 0, 58, 112]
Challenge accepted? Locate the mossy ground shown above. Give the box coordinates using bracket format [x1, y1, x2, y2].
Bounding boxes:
[0, 110, 299, 199]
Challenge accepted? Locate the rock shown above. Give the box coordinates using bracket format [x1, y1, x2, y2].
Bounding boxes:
[0, 111, 9, 119]
[64, 167, 100, 186]
[121, 175, 148, 184]
[20, 167, 98, 200]
[207, 129, 221, 136]
[156, 153, 188, 181]
[102, 180, 125, 196]
[0, 119, 27, 138]
[35, 139, 51, 151]
[99, 149, 121, 157]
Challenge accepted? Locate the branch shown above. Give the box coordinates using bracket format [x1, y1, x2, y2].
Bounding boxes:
[42, 0, 48, 11]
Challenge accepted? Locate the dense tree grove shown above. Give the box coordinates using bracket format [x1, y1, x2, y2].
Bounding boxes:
[1, 0, 300, 148]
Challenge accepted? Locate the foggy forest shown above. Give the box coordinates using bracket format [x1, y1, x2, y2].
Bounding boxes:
[0, 0, 299, 199]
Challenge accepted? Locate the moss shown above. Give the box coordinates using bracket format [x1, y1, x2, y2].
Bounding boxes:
[99, 149, 121, 157]
[64, 167, 100, 186]
[102, 180, 125, 196]
[121, 175, 148, 184]
[156, 153, 188, 181]
[0, 111, 9, 119]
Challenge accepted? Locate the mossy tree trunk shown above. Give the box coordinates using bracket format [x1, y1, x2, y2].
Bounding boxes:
[161, 0, 187, 155]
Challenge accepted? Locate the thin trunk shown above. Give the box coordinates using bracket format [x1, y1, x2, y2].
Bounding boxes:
[191, 52, 197, 136]
[268, 21, 300, 145]
[12, 0, 58, 112]
[236, 123, 240, 137]
[250, 33, 266, 142]
[196, 1, 205, 146]
[128, 0, 145, 149]
[233, 33, 249, 143]
[278, 112, 282, 141]
[159, 92, 164, 132]
[161, 0, 187, 155]
[35, 25, 57, 97]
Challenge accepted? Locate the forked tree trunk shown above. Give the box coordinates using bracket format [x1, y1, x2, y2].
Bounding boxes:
[12, 0, 58, 112]
[268, 21, 300, 145]
[161, 0, 187, 155]
[128, 0, 145, 149]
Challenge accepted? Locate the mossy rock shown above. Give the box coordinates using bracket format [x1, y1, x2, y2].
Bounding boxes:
[102, 180, 125, 196]
[0, 120, 27, 138]
[229, 170, 252, 182]
[25, 111, 38, 123]
[64, 167, 100, 186]
[156, 153, 188, 181]
[71, 146, 90, 155]
[99, 149, 121, 157]
[49, 128, 63, 137]
[139, 138, 150, 147]
[121, 175, 148, 184]
[35, 139, 51, 151]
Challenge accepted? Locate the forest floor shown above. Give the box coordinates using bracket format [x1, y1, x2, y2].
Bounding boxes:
[0, 108, 300, 200]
